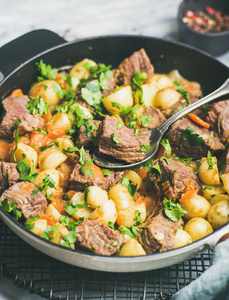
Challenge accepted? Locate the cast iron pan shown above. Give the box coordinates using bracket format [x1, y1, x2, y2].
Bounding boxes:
[0, 29, 229, 272]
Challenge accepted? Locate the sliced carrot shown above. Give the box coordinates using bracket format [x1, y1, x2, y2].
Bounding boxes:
[157, 145, 166, 159]
[29, 131, 49, 151]
[82, 164, 104, 180]
[188, 113, 210, 129]
[66, 190, 77, 199]
[55, 73, 66, 88]
[186, 180, 196, 192]
[11, 89, 24, 96]
[47, 129, 66, 139]
[0, 142, 11, 161]
[179, 189, 197, 203]
[43, 112, 52, 122]
[51, 198, 69, 216]
[40, 215, 55, 227]
[22, 182, 34, 192]
[136, 168, 148, 180]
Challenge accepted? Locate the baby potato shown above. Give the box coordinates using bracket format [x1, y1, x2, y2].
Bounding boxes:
[135, 83, 158, 107]
[154, 88, 180, 110]
[108, 183, 134, 211]
[54, 136, 74, 152]
[198, 157, 220, 185]
[179, 194, 211, 220]
[65, 76, 80, 92]
[147, 74, 174, 91]
[29, 80, 61, 106]
[71, 192, 93, 220]
[102, 86, 133, 115]
[34, 168, 60, 196]
[221, 173, 229, 194]
[202, 184, 226, 201]
[30, 219, 48, 237]
[110, 114, 124, 124]
[10, 143, 38, 167]
[85, 186, 109, 209]
[207, 200, 229, 230]
[210, 194, 229, 206]
[46, 112, 72, 132]
[117, 238, 146, 256]
[116, 202, 146, 227]
[174, 229, 192, 249]
[69, 58, 97, 79]
[50, 223, 75, 249]
[38, 148, 67, 170]
[45, 204, 61, 222]
[184, 217, 213, 242]
[89, 200, 117, 226]
[122, 170, 142, 191]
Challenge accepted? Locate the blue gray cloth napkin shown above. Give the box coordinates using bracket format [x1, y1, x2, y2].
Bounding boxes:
[172, 239, 229, 300]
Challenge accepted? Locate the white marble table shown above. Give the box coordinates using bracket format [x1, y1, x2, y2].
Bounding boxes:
[0, 0, 228, 299]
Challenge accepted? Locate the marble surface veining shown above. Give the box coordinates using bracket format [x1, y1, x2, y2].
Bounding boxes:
[0, 0, 228, 299]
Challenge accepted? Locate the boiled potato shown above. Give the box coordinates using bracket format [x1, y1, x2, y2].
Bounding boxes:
[110, 114, 124, 124]
[184, 217, 213, 242]
[174, 229, 192, 249]
[221, 173, 229, 194]
[10, 143, 38, 167]
[154, 88, 180, 110]
[46, 112, 72, 132]
[210, 194, 229, 206]
[65, 76, 80, 92]
[38, 148, 67, 170]
[207, 200, 229, 230]
[54, 137, 74, 152]
[89, 200, 117, 226]
[147, 74, 174, 91]
[102, 86, 133, 115]
[29, 80, 61, 106]
[122, 170, 142, 191]
[69, 58, 97, 79]
[135, 84, 158, 107]
[117, 238, 146, 256]
[71, 192, 93, 220]
[179, 194, 211, 220]
[34, 168, 60, 196]
[202, 184, 226, 201]
[30, 219, 48, 237]
[198, 157, 220, 185]
[108, 184, 134, 211]
[50, 223, 75, 249]
[45, 204, 61, 222]
[85, 186, 109, 209]
[116, 202, 146, 227]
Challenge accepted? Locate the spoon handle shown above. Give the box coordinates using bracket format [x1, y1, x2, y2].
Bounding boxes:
[158, 78, 229, 134]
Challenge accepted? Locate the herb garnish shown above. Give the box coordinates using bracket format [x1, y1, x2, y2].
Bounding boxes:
[17, 154, 38, 182]
[182, 126, 204, 146]
[40, 175, 56, 199]
[140, 145, 152, 152]
[112, 133, 120, 144]
[0, 198, 22, 220]
[160, 138, 172, 157]
[163, 198, 187, 222]
[36, 60, 57, 81]
[207, 151, 214, 170]
[118, 177, 137, 197]
[26, 94, 49, 115]
[131, 71, 147, 105]
[25, 215, 40, 230]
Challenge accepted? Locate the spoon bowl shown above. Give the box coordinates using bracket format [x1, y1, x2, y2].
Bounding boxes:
[93, 78, 229, 169]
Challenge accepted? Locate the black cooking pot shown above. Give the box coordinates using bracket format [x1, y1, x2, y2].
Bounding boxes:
[0, 29, 229, 272]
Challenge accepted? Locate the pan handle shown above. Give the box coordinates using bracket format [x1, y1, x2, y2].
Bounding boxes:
[0, 29, 66, 81]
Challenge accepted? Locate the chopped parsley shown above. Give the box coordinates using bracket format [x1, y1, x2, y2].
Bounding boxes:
[101, 169, 112, 176]
[160, 138, 172, 157]
[110, 241, 118, 248]
[80, 166, 94, 178]
[63, 199, 87, 215]
[38, 144, 54, 151]
[207, 151, 214, 170]
[134, 210, 142, 226]
[25, 215, 40, 230]
[140, 114, 153, 128]
[42, 225, 58, 241]
[26, 94, 49, 115]
[111, 102, 132, 115]
[116, 122, 123, 130]
[182, 126, 204, 146]
[163, 198, 187, 222]
[0, 198, 22, 220]
[12, 128, 20, 161]
[140, 145, 151, 152]
[174, 81, 190, 104]
[144, 158, 162, 176]
[108, 221, 115, 230]
[118, 226, 135, 239]
[131, 71, 147, 105]
[112, 133, 120, 144]
[118, 177, 137, 197]
[61, 230, 77, 249]
[36, 60, 57, 81]
[17, 154, 38, 182]
[31, 190, 40, 196]
[40, 174, 56, 199]
[10, 119, 22, 132]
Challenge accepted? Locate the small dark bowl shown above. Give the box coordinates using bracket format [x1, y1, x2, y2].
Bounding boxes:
[178, 0, 229, 56]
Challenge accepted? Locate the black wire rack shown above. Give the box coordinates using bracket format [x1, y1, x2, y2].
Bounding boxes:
[0, 218, 213, 300]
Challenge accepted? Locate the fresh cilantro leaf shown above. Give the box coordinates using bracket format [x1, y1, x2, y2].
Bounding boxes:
[81, 80, 103, 106]
[10, 119, 22, 132]
[38, 144, 54, 151]
[112, 133, 120, 144]
[63, 199, 87, 215]
[17, 154, 38, 182]
[118, 177, 137, 197]
[182, 126, 204, 146]
[12, 128, 19, 161]
[131, 71, 147, 105]
[60, 230, 77, 249]
[42, 225, 58, 240]
[36, 60, 57, 81]
[111, 102, 132, 115]
[26, 94, 49, 115]
[140, 145, 151, 152]
[134, 129, 142, 136]
[0, 198, 22, 220]
[101, 169, 112, 176]
[84, 187, 90, 202]
[159, 156, 170, 164]
[78, 146, 87, 165]
[160, 138, 172, 157]
[118, 226, 135, 239]
[40, 175, 56, 199]
[60, 215, 70, 226]
[24, 215, 40, 230]
[116, 122, 123, 130]
[55, 99, 75, 113]
[108, 221, 115, 230]
[140, 114, 153, 128]
[207, 151, 214, 170]
[34, 128, 47, 136]
[174, 81, 190, 104]
[144, 158, 162, 176]
[31, 190, 40, 196]
[80, 166, 94, 178]
[202, 186, 213, 191]
[163, 198, 187, 222]
[134, 210, 142, 226]
[62, 194, 70, 201]
[110, 241, 118, 248]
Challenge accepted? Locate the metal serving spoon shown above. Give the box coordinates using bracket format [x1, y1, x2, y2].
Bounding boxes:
[93, 78, 229, 169]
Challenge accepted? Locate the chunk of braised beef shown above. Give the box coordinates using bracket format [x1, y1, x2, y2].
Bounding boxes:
[205, 99, 229, 130]
[97, 116, 151, 163]
[0, 162, 20, 191]
[115, 48, 154, 85]
[75, 120, 101, 149]
[155, 158, 201, 200]
[218, 145, 229, 174]
[139, 211, 183, 254]
[144, 106, 166, 130]
[0, 96, 41, 138]
[76, 219, 124, 255]
[0, 181, 47, 219]
[167, 117, 224, 159]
